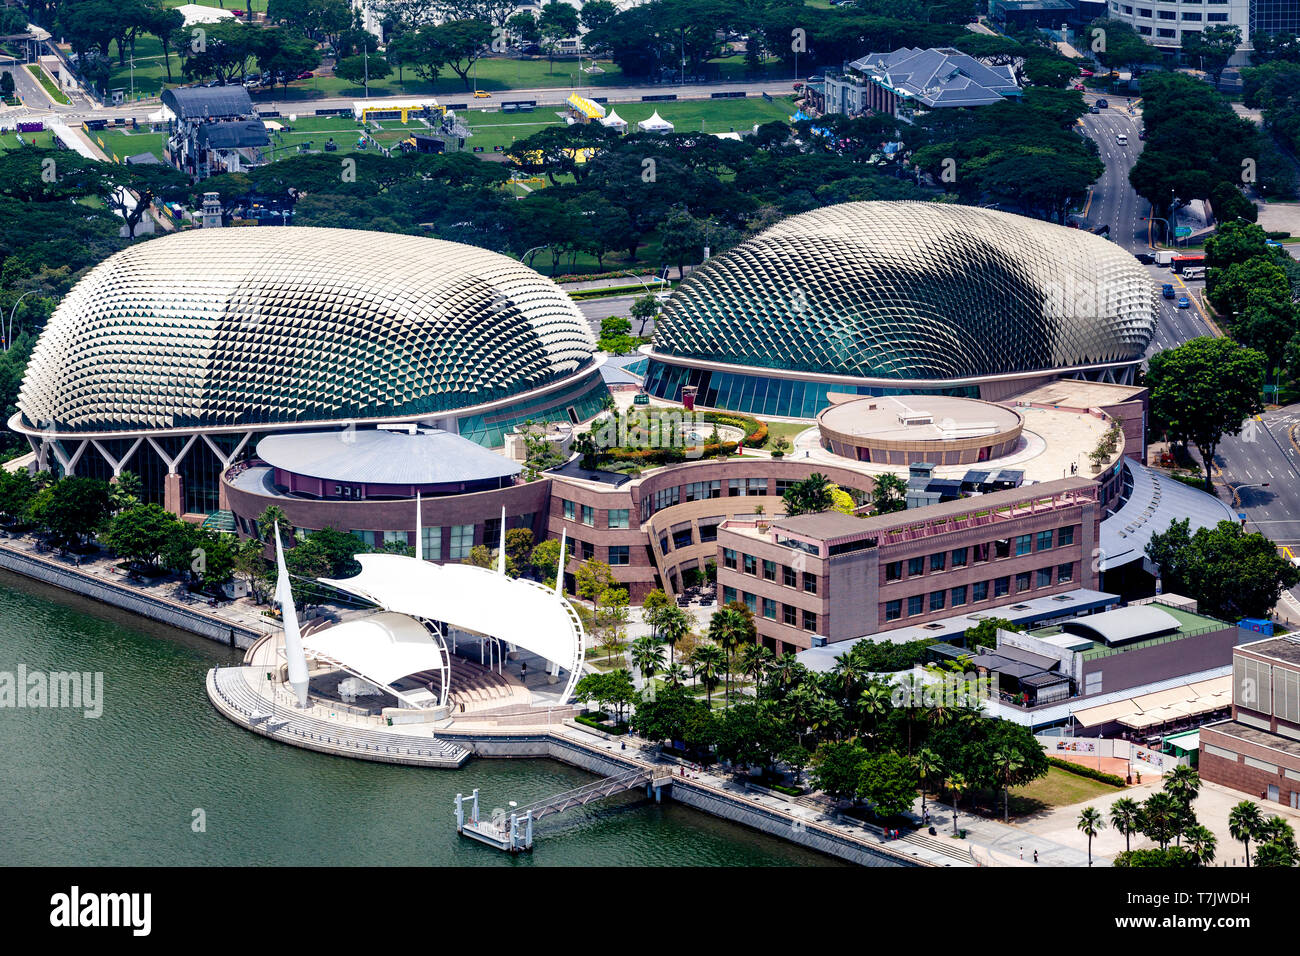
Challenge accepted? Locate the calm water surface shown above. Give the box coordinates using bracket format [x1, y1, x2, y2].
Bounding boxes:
[0, 570, 844, 866]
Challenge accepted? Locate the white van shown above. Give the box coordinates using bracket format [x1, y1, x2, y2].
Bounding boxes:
[1116, 133, 1128, 145]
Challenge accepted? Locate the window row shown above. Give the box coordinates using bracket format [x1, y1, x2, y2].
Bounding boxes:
[639, 477, 774, 520]
[883, 526, 1075, 581]
[559, 498, 630, 529]
[724, 549, 817, 592]
[722, 586, 818, 633]
[883, 563, 1076, 621]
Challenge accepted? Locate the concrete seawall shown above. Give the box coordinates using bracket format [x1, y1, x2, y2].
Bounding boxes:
[0, 543, 262, 648]
[439, 727, 928, 867]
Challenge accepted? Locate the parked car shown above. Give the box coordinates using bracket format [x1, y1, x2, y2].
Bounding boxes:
[1177, 296, 1191, 309]
[1135, 252, 1155, 264]
[1162, 283, 1175, 299]
[296, 71, 314, 80]
[1138, 129, 1146, 140]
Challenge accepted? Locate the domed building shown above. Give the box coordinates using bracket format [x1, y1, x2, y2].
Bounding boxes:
[643, 201, 1158, 417]
[13, 227, 606, 515]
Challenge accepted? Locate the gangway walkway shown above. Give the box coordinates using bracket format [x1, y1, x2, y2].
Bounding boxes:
[456, 765, 674, 852]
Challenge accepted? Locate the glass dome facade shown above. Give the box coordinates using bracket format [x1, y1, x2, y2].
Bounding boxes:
[646, 201, 1157, 416]
[18, 227, 600, 434]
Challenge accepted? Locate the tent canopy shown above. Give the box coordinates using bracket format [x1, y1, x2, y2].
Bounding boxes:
[319, 554, 585, 700]
[637, 110, 674, 132]
[303, 611, 446, 691]
[601, 109, 628, 129]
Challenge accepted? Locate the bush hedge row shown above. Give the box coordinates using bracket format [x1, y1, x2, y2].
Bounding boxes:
[1047, 756, 1126, 787]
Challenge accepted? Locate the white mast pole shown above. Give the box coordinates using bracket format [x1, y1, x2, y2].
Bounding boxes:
[274, 524, 310, 708]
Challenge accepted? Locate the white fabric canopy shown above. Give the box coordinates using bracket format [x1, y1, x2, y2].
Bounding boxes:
[319, 554, 585, 701]
[302, 611, 446, 691]
[637, 110, 674, 132]
[601, 109, 628, 129]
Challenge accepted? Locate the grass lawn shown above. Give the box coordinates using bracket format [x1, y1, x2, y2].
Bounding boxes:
[93, 128, 167, 163]
[26, 63, 71, 105]
[0, 130, 55, 154]
[762, 419, 813, 447]
[996, 766, 1123, 818]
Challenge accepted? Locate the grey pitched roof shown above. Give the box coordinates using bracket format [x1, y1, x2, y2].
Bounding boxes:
[162, 85, 255, 121]
[255, 429, 521, 486]
[848, 47, 1019, 109]
[196, 119, 270, 149]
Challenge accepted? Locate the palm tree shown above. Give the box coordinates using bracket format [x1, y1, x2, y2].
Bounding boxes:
[785, 683, 820, 747]
[1163, 765, 1201, 809]
[630, 635, 665, 682]
[739, 642, 773, 693]
[1077, 806, 1106, 866]
[857, 682, 891, 737]
[663, 661, 688, 687]
[1185, 824, 1217, 866]
[945, 772, 968, 837]
[1228, 800, 1262, 867]
[1109, 797, 1142, 852]
[769, 653, 800, 694]
[1141, 792, 1180, 850]
[707, 603, 754, 703]
[915, 748, 942, 822]
[832, 654, 868, 704]
[658, 605, 692, 664]
[690, 644, 725, 705]
[993, 745, 1025, 823]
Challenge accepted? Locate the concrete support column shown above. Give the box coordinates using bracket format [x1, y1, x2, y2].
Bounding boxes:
[164, 473, 184, 516]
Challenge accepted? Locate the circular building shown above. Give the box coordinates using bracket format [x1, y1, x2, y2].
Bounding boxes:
[643, 201, 1157, 418]
[817, 395, 1023, 466]
[13, 227, 606, 515]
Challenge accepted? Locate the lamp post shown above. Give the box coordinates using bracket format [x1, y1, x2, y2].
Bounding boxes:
[5, 289, 39, 352]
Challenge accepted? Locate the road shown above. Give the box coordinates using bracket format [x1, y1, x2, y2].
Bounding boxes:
[4, 75, 794, 126]
[1213, 407, 1300, 550]
[1074, 95, 1213, 354]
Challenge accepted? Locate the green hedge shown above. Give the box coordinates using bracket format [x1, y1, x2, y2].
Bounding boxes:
[1047, 756, 1126, 787]
[576, 712, 628, 735]
[769, 783, 806, 797]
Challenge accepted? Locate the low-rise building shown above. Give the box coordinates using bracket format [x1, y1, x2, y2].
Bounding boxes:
[823, 47, 1021, 121]
[1200, 637, 1300, 810]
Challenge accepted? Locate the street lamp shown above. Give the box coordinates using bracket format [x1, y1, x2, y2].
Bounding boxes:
[1231, 481, 1270, 512]
[5, 289, 39, 351]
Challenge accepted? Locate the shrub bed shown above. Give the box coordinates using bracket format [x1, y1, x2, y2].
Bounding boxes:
[1046, 756, 1126, 787]
[576, 712, 628, 735]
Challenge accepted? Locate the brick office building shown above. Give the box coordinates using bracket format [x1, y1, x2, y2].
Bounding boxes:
[715, 477, 1100, 655]
[1200, 638, 1300, 810]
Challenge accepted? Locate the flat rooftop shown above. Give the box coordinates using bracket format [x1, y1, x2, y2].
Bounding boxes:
[1031, 601, 1235, 658]
[1008, 379, 1145, 410]
[818, 395, 1021, 442]
[1203, 719, 1300, 759]
[1238, 636, 1300, 666]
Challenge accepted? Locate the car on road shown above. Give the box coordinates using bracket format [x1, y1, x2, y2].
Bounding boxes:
[1177, 296, 1190, 309]
[1073, 83, 1085, 91]
[1080, 69, 1094, 77]
[1135, 252, 1155, 264]
[474, 90, 492, 98]
[1096, 98, 1108, 108]
[1117, 132, 1128, 145]
[296, 71, 314, 80]
[1162, 283, 1175, 299]
[1138, 129, 1146, 140]
[1089, 105, 1099, 113]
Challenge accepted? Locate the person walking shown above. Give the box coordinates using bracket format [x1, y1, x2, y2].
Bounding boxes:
[1033, 849, 1039, 864]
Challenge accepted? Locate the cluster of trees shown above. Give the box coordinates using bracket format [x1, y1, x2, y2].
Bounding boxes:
[1145, 517, 1300, 621]
[1085, 770, 1297, 867]
[912, 88, 1102, 224]
[633, 627, 1047, 821]
[1204, 220, 1300, 387]
[1144, 335, 1265, 491]
[1131, 72, 1293, 227]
